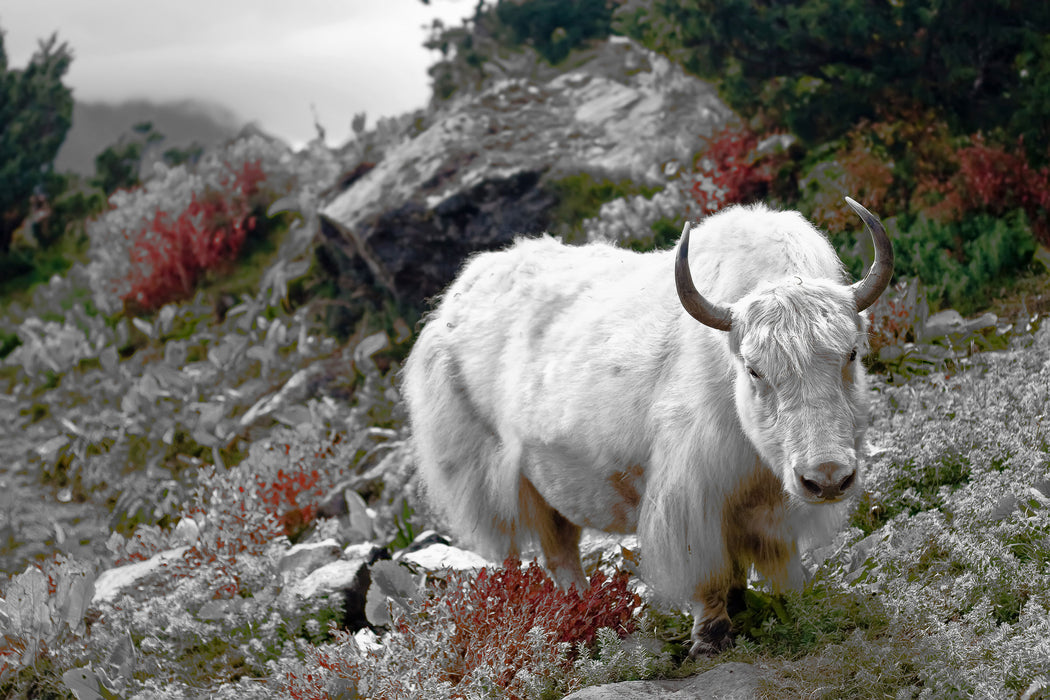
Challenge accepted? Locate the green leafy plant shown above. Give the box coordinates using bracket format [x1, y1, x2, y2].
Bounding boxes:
[621, 0, 1050, 156]
[890, 210, 1035, 314]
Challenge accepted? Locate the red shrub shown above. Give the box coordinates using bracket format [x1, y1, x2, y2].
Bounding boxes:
[283, 558, 642, 699]
[956, 137, 1050, 244]
[690, 126, 780, 215]
[105, 430, 351, 597]
[920, 135, 1050, 245]
[257, 466, 323, 536]
[866, 281, 919, 356]
[438, 558, 639, 688]
[123, 161, 266, 311]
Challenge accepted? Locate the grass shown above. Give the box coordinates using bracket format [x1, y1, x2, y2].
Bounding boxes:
[545, 172, 663, 243]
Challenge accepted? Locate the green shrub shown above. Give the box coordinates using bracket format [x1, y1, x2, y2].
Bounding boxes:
[545, 172, 661, 242]
[887, 210, 1036, 314]
[495, 0, 614, 65]
[620, 0, 1050, 158]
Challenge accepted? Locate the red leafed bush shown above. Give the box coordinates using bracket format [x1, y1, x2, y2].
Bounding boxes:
[922, 135, 1050, 245]
[955, 137, 1050, 244]
[106, 429, 354, 596]
[254, 432, 346, 538]
[123, 160, 266, 311]
[690, 125, 780, 216]
[439, 558, 639, 684]
[283, 558, 642, 699]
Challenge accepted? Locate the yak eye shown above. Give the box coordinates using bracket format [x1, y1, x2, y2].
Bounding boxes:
[848, 347, 858, 363]
[747, 365, 762, 380]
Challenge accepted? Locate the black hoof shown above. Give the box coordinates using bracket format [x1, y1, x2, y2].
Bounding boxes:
[688, 617, 734, 658]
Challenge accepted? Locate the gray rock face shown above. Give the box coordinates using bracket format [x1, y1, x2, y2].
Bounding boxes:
[562, 662, 762, 699]
[320, 36, 730, 304]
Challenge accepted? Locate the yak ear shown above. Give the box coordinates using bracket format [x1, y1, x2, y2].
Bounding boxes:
[675, 222, 733, 332]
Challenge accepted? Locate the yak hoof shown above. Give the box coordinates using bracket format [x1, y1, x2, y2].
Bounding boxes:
[688, 617, 734, 658]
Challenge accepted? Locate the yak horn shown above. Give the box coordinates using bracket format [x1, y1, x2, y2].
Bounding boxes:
[845, 197, 894, 312]
[675, 221, 733, 332]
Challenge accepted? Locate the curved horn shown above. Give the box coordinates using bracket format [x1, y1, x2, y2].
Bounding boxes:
[844, 197, 894, 312]
[675, 221, 733, 331]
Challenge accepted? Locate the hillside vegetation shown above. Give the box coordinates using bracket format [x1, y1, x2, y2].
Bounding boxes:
[2, 1, 1050, 698]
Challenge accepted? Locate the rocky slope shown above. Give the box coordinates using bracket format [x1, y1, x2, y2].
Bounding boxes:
[320, 36, 731, 304]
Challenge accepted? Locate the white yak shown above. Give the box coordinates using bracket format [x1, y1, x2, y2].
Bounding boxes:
[401, 197, 893, 655]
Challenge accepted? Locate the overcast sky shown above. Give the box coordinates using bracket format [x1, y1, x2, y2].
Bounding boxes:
[0, 0, 475, 148]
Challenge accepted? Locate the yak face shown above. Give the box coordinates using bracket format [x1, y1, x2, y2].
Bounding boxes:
[728, 280, 868, 503]
[675, 197, 891, 504]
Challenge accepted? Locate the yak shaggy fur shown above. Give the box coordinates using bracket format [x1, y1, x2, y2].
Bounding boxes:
[402, 203, 875, 654]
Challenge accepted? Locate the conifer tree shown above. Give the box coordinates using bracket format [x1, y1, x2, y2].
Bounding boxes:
[0, 30, 74, 251]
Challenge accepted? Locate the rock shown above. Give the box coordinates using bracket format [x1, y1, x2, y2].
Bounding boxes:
[92, 547, 190, 604]
[580, 532, 639, 571]
[562, 662, 762, 699]
[290, 557, 373, 631]
[278, 539, 342, 579]
[291, 558, 369, 600]
[878, 344, 906, 363]
[172, 517, 200, 546]
[399, 529, 450, 555]
[398, 543, 493, 573]
[919, 309, 997, 343]
[320, 37, 730, 305]
[343, 542, 389, 565]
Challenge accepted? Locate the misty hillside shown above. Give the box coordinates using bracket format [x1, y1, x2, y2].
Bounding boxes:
[55, 98, 246, 174]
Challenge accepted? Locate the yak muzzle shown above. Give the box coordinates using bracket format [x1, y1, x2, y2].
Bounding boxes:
[794, 461, 857, 502]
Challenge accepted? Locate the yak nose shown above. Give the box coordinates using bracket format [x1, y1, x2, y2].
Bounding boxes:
[794, 461, 857, 501]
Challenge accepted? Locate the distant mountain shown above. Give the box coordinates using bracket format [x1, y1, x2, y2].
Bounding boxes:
[55, 99, 246, 175]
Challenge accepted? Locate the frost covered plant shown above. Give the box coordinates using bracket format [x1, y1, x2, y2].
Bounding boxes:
[4, 317, 98, 375]
[811, 330, 1050, 696]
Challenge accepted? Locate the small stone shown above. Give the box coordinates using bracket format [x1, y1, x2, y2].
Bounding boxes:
[278, 539, 342, 578]
[398, 543, 492, 572]
[399, 530, 450, 555]
[92, 547, 190, 604]
[343, 542, 388, 565]
[291, 558, 369, 600]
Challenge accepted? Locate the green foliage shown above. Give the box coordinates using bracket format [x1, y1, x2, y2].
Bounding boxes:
[545, 172, 661, 242]
[0, 31, 74, 252]
[425, 0, 614, 101]
[622, 0, 1050, 156]
[732, 584, 887, 658]
[623, 216, 680, 253]
[91, 121, 166, 196]
[387, 500, 417, 552]
[887, 210, 1036, 314]
[424, 4, 498, 102]
[494, 0, 614, 65]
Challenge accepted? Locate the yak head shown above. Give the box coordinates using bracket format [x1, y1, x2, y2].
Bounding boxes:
[676, 198, 893, 504]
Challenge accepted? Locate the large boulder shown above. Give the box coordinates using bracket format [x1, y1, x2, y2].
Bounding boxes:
[320, 36, 730, 304]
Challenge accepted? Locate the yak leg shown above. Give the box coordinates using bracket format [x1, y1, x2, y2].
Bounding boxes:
[519, 477, 588, 592]
[541, 512, 588, 593]
[689, 565, 745, 658]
